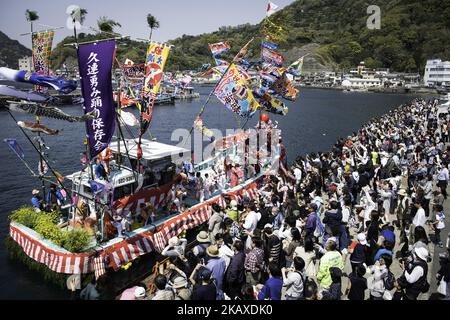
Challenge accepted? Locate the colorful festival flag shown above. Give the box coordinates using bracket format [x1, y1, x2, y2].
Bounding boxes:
[236, 65, 250, 81]
[3, 138, 25, 160]
[32, 31, 54, 75]
[261, 41, 278, 50]
[206, 65, 250, 81]
[89, 180, 105, 194]
[288, 56, 304, 76]
[260, 17, 285, 43]
[214, 64, 260, 117]
[272, 72, 299, 101]
[214, 58, 230, 66]
[194, 116, 214, 137]
[141, 42, 170, 134]
[208, 41, 231, 56]
[266, 1, 279, 16]
[261, 47, 284, 66]
[260, 93, 288, 115]
[78, 40, 116, 159]
[118, 58, 145, 103]
[143, 43, 171, 97]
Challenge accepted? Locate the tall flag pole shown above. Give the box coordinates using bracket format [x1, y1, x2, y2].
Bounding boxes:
[30, 25, 55, 200]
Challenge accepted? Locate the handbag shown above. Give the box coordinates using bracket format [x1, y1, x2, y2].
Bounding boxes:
[437, 279, 447, 296]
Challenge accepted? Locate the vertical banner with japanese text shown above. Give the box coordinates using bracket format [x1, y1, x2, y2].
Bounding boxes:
[78, 40, 116, 159]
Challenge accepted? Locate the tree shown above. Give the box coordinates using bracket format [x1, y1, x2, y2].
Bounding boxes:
[97, 16, 121, 34]
[146, 14, 160, 41]
[25, 9, 39, 33]
[79, 8, 88, 24]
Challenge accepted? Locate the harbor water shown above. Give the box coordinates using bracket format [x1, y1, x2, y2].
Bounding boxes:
[0, 86, 427, 299]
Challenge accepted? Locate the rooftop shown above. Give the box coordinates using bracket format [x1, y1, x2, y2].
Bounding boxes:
[109, 138, 190, 161]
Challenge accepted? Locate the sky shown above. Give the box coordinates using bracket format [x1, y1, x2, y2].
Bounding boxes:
[0, 0, 295, 48]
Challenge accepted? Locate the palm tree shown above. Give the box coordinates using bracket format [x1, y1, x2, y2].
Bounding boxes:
[79, 8, 88, 24]
[146, 14, 160, 41]
[97, 16, 121, 34]
[69, 7, 88, 25]
[25, 9, 39, 33]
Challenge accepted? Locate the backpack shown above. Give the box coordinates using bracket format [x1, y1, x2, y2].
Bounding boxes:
[295, 271, 310, 298]
[383, 270, 395, 291]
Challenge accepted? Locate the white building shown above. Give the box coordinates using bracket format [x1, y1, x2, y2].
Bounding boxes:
[18, 56, 32, 71]
[424, 59, 450, 87]
[341, 77, 383, 88]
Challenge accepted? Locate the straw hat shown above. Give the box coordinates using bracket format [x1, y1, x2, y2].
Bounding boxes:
[32, 189, 40, 195]
[171, 276, 188, 289]
[177, 288, 191, 300]
[168, 236, 180, 247]
[206, 245, 219, 257]
[398, 189, 407, 196]
[196, 231, 210, 243]
[66, 274, 81, 291]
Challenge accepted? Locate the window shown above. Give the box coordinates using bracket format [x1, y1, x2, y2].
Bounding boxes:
[113, 183, 134, 201]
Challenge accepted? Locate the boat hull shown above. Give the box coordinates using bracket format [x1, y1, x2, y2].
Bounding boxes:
[8, 177, 260, 275]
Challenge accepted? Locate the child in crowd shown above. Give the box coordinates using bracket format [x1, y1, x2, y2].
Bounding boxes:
[430, 204, 445, 248]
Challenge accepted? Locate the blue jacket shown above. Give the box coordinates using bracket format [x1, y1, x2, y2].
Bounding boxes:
[381, 229, 396, 244]
[258, 276, 283, 300]
[46, 189, 64, 204]
[31, 196, 41, 208]
[305, 212, 317, 235]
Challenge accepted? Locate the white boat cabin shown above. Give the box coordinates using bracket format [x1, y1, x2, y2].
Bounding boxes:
[66, 139, 190, 212]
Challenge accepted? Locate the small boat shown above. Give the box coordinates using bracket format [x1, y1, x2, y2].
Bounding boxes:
[349, 88, 368, 92]
[154, 93, 175, 105]
[173, 86, 200, 100]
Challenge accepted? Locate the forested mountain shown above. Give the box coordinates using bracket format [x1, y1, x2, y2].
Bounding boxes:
[22, 0, 450, 73]
[0, 31, 32, 69]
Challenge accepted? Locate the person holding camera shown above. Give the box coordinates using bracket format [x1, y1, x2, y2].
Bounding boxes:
[189, 261, 217, 300]
[397, 247, 430, 300]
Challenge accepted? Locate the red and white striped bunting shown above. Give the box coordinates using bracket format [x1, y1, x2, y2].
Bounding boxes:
[10, 181, 260, 273]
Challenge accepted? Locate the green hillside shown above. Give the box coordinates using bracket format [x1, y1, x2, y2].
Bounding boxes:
[0, 31, 32, 69]
[34, 0, 450, 73]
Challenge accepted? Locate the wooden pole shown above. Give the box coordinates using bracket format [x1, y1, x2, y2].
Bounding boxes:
[63, 37, 123, 47]
[29, 20, 48, 203]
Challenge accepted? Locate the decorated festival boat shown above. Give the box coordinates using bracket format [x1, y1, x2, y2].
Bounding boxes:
[3, 4, 303, 293]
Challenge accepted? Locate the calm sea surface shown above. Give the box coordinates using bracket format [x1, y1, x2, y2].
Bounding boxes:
[0, 86, 428, 299]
